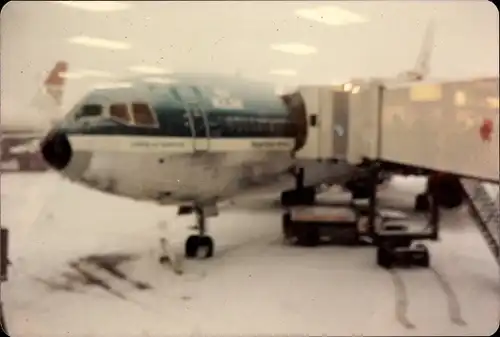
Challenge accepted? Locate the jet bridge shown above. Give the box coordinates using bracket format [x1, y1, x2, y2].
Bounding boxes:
[291, 78, 499, 267]
[295, 78, 499, 183]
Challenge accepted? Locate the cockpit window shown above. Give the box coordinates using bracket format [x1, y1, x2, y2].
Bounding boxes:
[131, 103, 157, 127]
[76, 104, 103, 119]
[109, 103, 132, 124]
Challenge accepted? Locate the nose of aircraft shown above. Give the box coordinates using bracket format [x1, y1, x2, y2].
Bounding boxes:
[40, 128, 73, 171]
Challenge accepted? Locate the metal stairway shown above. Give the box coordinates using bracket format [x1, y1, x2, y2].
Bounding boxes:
[461, 179, 500, 266]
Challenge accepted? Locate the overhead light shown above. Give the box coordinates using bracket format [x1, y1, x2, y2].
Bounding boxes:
[295, 6, 367, 26]
[93, 82, 132, 89]
[269, 69, 297, 77]
[68, 35, 130, 50]
[128, 65, 172, 75]
[142, 77, 178, 84]
[61, 69, 113, 79]
[50, 1, 131, 12]
[270, 43, 317, 55]
[486, 96, 499, 109]
[343, 83, 353, 92]
[351, 86, 361, 94]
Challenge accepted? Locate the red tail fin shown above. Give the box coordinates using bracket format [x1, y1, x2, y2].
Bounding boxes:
[43, 61, 69, 106]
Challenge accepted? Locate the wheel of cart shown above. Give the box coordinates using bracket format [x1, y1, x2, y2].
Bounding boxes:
[376, 243, 394, 268]
[376, 223, 413, 269]
[376, 232, 430, 268]
[376, 238, 411, 269]
[410, 243, 430, 267]
[281, 209, 321, 247]
[294, 222, 320, 247]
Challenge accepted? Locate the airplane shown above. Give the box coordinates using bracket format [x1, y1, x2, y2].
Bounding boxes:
[1, 61, 69, 171]
[38, 74, 315, 261]
[37, 20, 445, 264]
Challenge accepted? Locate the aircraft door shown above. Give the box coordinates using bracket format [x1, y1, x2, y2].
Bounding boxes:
[186, 102, 210, 152]
[171, 86, 210, 152]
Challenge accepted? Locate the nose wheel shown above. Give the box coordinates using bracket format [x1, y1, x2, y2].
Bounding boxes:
[185, 235, 214, 259]
[185, 205, 215, 259]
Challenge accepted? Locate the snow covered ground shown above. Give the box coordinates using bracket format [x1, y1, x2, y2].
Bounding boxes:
[1, 173, 499, 336]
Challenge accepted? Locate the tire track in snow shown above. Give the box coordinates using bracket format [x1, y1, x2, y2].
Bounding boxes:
[388, 269, 416, 329]
[429, 266, 467, 326]
[388, 267, 467, 329]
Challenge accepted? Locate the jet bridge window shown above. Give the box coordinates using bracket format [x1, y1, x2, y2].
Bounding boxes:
[109, 103, 132, 124]
[131, 103, 157, 127]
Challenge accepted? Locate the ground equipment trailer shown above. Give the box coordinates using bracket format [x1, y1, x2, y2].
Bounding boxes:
[282, 165, 439, 268]
[282, 203, 369, 247]
[283, 77, 499, 268]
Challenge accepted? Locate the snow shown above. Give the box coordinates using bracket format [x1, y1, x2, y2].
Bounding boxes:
[483, 183, 499, 201]
[1, 173, 499, 336]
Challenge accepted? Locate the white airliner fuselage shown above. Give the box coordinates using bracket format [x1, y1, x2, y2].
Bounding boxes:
[41, 75, 300, 207]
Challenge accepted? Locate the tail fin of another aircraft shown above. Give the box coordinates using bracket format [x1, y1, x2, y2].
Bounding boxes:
[30, 61, 69, 125]
[396, 20, 435, 81]
[43, 61, 68, 106]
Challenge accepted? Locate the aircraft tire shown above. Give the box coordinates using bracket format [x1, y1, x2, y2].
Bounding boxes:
[428, 174, 463, 209]
[185, 235, 214, 259]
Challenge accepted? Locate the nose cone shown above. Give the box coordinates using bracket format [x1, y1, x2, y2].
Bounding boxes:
[40, 129, 73, 171]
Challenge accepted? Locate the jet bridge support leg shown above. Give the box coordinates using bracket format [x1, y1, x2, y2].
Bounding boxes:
[280, 167, 316, 206]
[366, 162, 440, 269]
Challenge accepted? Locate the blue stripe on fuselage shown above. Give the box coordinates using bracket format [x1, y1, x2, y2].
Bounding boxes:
[63, 109, 294, 139]
[61, 74, 294, 139]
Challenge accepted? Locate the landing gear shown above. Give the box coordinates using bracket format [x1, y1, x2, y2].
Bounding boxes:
[184, 206, 214, 259]
[157, 205, 214, 270]
[430, 173, 463, 209]
[185, 235, 214, 259]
